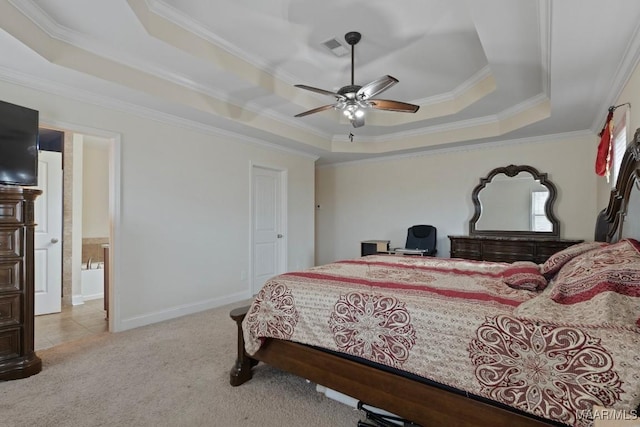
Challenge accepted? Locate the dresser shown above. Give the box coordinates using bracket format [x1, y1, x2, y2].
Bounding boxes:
[0, 186, 42, 380]
[452, 164, 584, 263]
[448, 235, 583, 263]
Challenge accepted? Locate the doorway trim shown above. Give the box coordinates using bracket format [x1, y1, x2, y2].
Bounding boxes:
[40, 118, 122, 332]
[249, 162, 288, 295]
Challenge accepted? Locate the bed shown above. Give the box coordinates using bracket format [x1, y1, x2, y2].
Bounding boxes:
[229, 131, 640, 427]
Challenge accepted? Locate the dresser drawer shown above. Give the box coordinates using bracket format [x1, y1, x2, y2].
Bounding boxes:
[482, 241, 535, 255]
[0, 260, 22, 292]
[449, 235, 583, 263]
[481, 242, 537, 262]
[0, 227, 22, 258]
[483, 252, 535, 263]
[451, 239, 481, 252]
[451, 251, 483, 261]
[450, 239, 481, 259]
[0, 295, 20, 328]
[0, 201, 22, 224]
[536, 241, 579, 258]
[0, 328, 20, 362]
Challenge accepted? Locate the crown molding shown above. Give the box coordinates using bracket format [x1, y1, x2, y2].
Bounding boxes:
[148, 0, 293, 80]
[319, 129, 594, 169]
[129, 0, 502, 127]
[590, 10, 640, 132]
[8, 0, 236, 102]
[0, 66, 319, 160]
[5, 0, 523, 135]
[332, 93, 549, 144]
[408, 66, 492, 106]
[7, 0, 58, 37]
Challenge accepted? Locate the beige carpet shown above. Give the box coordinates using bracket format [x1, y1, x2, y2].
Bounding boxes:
[0, 302, 363, 427]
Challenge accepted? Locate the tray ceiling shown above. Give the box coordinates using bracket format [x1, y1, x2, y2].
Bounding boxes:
[1, 0, 640, 164]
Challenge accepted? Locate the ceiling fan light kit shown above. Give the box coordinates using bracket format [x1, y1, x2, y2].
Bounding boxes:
[294, 31, 419, 128]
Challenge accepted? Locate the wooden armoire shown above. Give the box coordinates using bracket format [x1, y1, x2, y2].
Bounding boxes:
[0, 186, 42, 380]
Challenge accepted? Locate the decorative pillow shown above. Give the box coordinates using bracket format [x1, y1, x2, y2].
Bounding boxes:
[514, 283, 640, 328]
[502, 261, 548, 291]
[550, 238, 640, 305]
[540, 241, 608, 278]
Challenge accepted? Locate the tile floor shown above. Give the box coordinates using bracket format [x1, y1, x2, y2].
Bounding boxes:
[34, 298, 108, 351]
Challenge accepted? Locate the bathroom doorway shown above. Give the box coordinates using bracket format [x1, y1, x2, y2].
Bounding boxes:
[34, 127, 117, 350]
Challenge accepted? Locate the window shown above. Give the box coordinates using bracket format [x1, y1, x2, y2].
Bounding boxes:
[531, 191, 552, 231]
[610, 124, 627, 185]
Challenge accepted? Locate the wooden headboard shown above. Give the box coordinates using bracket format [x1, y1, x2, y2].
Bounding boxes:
[598, 127, 640, 243]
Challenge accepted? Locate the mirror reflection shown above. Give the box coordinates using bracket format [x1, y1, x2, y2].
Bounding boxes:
[476, 172, 552, 232]
[469, 164, 559, 237]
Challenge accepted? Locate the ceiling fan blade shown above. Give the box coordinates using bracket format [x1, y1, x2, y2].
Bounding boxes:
[351, 116, 365, 128]
[369, 99, 420, 113]
[294, 84, 344, 99]
[357, 75, 399, 100]
[294, 104, 336, 117]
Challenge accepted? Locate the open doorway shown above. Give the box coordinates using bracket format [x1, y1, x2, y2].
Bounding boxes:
[34, 127, 117, 350]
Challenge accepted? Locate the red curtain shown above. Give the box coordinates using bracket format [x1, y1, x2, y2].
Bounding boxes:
[595, 110, 614, 176]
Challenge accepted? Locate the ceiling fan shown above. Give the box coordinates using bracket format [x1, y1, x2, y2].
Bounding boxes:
[294, 31, 420, 128]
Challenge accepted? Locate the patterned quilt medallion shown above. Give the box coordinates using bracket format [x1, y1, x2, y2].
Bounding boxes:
[242, 255, 640, 427]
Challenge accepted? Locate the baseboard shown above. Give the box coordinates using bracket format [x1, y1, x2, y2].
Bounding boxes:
[118, 290, 252, 331]
[72, 293, 104, 305]
[82, 292, 104, 301]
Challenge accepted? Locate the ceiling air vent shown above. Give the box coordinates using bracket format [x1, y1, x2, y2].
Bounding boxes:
[321, 37, 349, 57]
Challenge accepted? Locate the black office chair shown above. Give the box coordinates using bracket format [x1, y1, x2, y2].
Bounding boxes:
[394, 225, 437, 256]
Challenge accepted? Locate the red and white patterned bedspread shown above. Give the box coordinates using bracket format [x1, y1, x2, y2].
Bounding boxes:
[242, 255, 640, 426]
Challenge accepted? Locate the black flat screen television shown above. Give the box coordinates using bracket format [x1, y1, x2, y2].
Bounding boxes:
[0, 100, 39, 186]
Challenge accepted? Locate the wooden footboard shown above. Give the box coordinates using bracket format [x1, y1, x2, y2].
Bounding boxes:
[229, 306, 555, 427]
[229, 306, 258, 386]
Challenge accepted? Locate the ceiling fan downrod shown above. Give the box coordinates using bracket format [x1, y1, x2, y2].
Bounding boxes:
[344, 31, 361, 86]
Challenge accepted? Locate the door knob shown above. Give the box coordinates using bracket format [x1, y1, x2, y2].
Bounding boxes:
[51, 238, 59, 244]
[277, 234, 283, 238]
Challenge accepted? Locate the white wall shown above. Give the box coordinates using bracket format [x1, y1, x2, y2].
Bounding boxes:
[615, 58, 640, 150]
[82, 136, 110, 238]
[0, 79, 315, 331]
[316, 133, 598, 266]
[597, 59, 640, 207]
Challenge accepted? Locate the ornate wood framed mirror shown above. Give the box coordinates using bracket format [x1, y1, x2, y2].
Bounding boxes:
[469, 164, 560, 238]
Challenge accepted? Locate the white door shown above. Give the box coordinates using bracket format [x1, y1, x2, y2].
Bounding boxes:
[252, 166, 286, 294]
[34, 150, 63, 315]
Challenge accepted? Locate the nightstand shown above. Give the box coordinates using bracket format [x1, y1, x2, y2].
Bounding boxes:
[361, 240, 390, 256]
